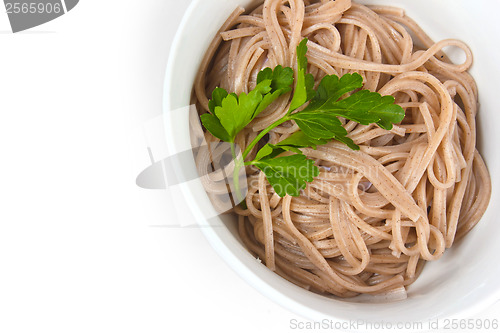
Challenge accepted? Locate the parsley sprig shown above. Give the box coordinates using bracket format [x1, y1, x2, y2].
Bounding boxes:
[201, 38, 405, 199]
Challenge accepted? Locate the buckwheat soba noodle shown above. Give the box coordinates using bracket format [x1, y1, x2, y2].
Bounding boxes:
[191, 0, 491, 298]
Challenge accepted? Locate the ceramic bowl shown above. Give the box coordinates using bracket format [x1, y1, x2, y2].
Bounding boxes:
[164, 0, 499, 329]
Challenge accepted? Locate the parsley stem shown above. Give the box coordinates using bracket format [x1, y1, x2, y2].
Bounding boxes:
[230, 142, 245, 204]
[241, 116, 289, 160]
[232, 157, 244, 204]
[231, 116, 289, 205]
[230, 141, 236, 160]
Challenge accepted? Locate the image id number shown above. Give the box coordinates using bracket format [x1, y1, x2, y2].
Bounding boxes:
[6, 2, 62, 14]
[443, 318, 498, 330]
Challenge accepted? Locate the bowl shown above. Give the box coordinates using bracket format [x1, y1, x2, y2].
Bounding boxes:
[163, 0, 499, 329]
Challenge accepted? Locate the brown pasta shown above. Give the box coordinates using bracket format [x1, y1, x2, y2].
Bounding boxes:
[192, 0, 491, 298]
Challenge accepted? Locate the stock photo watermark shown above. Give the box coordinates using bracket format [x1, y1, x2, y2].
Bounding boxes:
[3, 0, 78, 32]
[289, 317, 499, 331]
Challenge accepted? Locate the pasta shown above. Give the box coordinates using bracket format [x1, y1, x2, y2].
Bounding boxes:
[191, 0, 491, 298]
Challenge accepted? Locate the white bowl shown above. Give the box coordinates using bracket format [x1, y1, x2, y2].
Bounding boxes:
[164, 0, 499, 329]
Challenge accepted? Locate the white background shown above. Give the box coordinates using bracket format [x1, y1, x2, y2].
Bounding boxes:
[0, 1, 498, 332]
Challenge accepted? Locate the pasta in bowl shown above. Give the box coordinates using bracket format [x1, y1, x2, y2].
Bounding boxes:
[164, 0, 498, 326]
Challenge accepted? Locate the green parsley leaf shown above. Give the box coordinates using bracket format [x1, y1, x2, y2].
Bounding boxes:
[254, 131, 328, 161]
[254, 144, 285, 161]
[200, 113, 231, 142]
[255, 65, 294, 115]
[254, 143, 302, 161]
[329, 90, 405, 130]
[329, 133, 359, 150]
[257, 65, 294, 92]
[289, 38, 315, 112]
[289, 111, 358, 150]
[208, 87, 229, 114]
[251, 154, 319, 197]
[214, 79, 272, 141]
[304, 73, 405, 130]
[305, 73, 316, 101]
[308, 73, 363, 109]
[277, 130, 328, 149]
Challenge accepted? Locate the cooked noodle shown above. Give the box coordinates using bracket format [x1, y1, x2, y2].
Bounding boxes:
[191, 0, 491, 297]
